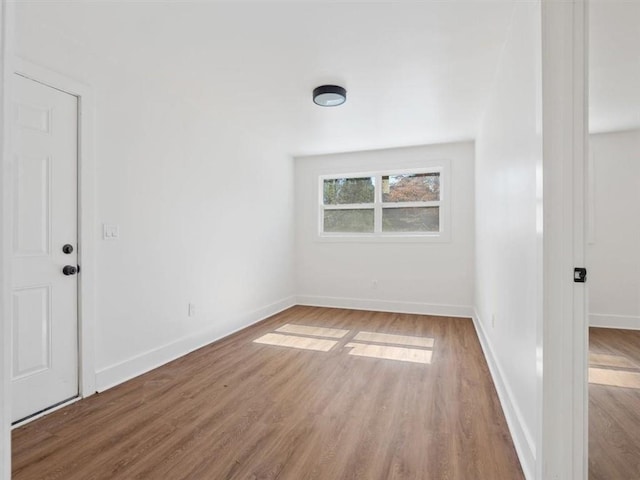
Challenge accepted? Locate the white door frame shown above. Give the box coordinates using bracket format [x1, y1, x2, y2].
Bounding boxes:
[11, 58, 97, 406]
[539, 0, 589, 479]
[1, 1, 12, 478]
[1, 49, 97, 474]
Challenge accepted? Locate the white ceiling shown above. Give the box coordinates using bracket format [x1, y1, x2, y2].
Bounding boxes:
[19, 1, 516, 156]
[18, 1, 639, 156]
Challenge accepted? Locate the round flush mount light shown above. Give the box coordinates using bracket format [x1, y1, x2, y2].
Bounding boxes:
[313, 85, 347, 107]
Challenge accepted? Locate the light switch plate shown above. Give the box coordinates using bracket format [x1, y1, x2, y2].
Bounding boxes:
[103, 224, 120, 240]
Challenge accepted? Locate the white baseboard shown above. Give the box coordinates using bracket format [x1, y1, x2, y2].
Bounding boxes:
[589, 313, 640, 331]
[296, 295, 474, 318]
[472, 309, 535, 480]
[95, 296, 296, 392]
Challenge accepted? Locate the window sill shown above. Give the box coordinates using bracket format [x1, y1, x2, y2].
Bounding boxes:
[316, 233, 451, 244]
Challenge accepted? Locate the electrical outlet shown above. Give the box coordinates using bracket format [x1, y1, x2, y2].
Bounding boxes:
[372, 279, 378, 288]
[492, 314, 496, 328]
[188, 303, 196, 317]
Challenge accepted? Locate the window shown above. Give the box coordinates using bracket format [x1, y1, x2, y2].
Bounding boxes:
[320, 167, 447, 240]
[322, 177, 376, 233]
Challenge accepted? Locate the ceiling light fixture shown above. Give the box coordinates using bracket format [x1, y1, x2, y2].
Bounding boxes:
[313, 85, 347, 107]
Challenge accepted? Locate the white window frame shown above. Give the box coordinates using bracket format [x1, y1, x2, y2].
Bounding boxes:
[318, 163, 451, 243]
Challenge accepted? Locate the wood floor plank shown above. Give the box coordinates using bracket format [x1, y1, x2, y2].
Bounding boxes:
[589, 352, 637, 370]
[12, 306, 523, 480]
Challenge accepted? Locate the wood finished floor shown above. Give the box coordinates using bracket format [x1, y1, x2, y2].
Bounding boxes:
[13, 306, 523, 480]
[589, 327, 640, 480]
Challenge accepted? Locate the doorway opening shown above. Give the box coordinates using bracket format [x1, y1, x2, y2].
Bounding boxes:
[587, 2, 640, 478]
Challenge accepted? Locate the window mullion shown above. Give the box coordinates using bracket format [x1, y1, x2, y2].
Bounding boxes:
[374, 174, 382, 233]
[323, 203, 375, 211]
[380, 201, 441, 209]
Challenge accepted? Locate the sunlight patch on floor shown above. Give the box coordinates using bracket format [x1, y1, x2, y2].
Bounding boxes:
[589, 352, 637, 369]
[254, 324, 436, 364]
[344, 342, 433, 364]
[253, 333, 338, 352]
[589, 367, 640, 389]
[275, 323, 350, 339]
[353, 331, 435, 348]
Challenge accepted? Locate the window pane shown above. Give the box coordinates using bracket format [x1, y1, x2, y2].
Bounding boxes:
[323, 177, 375, 205]
[382, 172, 440, 202]
[382, 207, 439, 232]
[324, 209, 375, 233]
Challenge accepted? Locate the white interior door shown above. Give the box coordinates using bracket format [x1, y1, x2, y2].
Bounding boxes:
[11, 73, 79, 423]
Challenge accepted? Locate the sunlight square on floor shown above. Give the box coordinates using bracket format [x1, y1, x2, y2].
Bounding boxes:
[254, 323, 436, 364]
[253, 333, 338, 352]
[275, 323, 350, 338]
[353, 331, 435, 348]
[589, 352, 637, 369]
[589, 367, 640, 389]
[344, 342, 433, 364]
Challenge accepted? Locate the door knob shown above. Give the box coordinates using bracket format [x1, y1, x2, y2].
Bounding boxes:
[62, 265, 77, 276]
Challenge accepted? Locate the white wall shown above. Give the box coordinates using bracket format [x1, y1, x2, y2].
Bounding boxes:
[295, 142, 475, 317]
[14, 2, 295, 391]
[588, 129, 640, 330]
[474, 3, 541, 479]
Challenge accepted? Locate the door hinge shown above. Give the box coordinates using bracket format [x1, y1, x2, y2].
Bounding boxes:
[574, 267, 587, 283]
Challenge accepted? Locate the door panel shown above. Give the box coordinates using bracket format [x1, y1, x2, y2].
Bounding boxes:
[12, 286, 51, 379]
[13, 155, 50, 256]
[11, 74, 79, 423]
